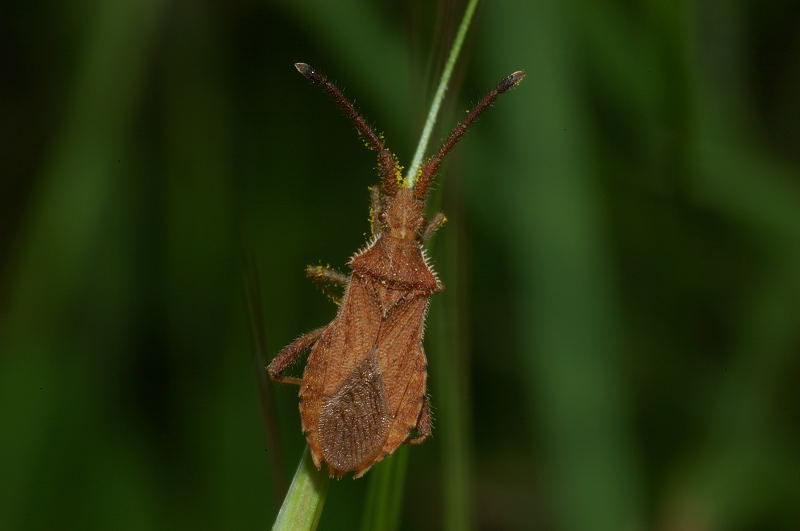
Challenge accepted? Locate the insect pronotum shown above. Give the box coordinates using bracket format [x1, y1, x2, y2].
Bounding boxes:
[268, 62, 525, 478]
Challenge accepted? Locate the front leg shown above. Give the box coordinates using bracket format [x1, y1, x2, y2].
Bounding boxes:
[420, 212, 446, 243]
[267, 327, 325, 385]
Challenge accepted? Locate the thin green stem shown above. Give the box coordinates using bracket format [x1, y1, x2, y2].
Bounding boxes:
[405, 0, 480, 187]
[272, 447, 329, 531]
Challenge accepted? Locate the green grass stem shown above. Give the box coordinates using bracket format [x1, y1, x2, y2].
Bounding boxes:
[272, 447, 329, 531]
[405, 0, 479, 186]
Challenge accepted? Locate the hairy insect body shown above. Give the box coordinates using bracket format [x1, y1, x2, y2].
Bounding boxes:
[300, 222, 440, 477]
[268, 63, 523, 478]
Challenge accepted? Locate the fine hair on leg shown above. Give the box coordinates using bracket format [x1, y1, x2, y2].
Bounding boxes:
[268, 327, 326, 385]
[305, 265, 349, 305]
[420, 212, 446, 242]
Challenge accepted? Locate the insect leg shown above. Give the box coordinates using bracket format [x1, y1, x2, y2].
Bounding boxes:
[408, 395, 432, 444]
[267, 327, 325, 385]
[369, 185, 383, 238]
[305, 265, 349, 304]
[420, 212, 446, 242]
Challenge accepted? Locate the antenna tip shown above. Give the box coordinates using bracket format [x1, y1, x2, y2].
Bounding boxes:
[294, 62, 313, 78]
[499, 70, 526, 91]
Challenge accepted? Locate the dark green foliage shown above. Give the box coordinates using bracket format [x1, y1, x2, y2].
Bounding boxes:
[1, 1, 798, 530]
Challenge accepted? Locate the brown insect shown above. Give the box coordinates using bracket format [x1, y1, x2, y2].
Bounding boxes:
[268, 62, 524, 478]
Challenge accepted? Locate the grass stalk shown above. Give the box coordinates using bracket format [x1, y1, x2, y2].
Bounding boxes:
[431, 196, 471, 531]
[272, 447, 329, 531]
[405, 0, 480, 186]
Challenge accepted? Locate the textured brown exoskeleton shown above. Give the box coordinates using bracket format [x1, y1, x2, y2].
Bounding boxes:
[268, 62, 525, 478]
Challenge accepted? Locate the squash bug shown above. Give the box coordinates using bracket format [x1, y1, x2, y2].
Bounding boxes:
[268, 62, 525, 478]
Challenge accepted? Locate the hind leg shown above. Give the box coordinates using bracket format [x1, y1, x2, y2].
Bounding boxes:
[408, 395, 432, 444]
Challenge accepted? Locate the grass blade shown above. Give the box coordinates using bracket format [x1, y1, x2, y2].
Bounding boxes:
[430, 195, 471, 531]
[272, 447, 329, 531]
[405, 0, 480, 185]
[243, 253, 287, 503]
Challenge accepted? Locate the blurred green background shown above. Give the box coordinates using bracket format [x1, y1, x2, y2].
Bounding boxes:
[2, 0, 799, 529]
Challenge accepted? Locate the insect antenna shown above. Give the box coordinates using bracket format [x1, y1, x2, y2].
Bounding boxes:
[295, 62, 399, 195]
[413, 70, 526, 199]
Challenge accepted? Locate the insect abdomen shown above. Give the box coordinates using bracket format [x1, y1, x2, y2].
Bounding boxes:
[318, 351, 390, 475]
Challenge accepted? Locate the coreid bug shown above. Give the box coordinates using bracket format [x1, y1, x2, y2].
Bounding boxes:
[268, 62, 524, 478]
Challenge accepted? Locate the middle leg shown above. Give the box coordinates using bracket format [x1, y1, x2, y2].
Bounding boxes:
[305, 265, 348, 304]
[408, 395, 432, 444]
